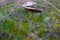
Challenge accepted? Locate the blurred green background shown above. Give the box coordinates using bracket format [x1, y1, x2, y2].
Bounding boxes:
[0, 0, 60, 40]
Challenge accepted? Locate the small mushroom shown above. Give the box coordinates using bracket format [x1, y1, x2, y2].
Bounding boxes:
[22, 1, 43, 31]
[22, 1, 43, 18]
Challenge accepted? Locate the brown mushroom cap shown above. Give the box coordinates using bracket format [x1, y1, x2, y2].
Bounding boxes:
[24, 7, 43, 12]
[22, 1, 43, 12]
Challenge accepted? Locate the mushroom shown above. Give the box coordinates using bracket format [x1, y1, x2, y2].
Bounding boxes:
[22, 1, 43, 13]
[22, 1, 43, 31]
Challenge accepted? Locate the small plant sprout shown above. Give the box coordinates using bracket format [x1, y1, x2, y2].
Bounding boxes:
[22, 1, 43, 31]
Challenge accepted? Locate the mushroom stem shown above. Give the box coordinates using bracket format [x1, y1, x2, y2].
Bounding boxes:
[30, 12, 32, 19]
[29, 12, 33, 32]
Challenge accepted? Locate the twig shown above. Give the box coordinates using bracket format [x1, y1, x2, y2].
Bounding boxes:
[43, 0, 60, 13]
[0, 1, 21, 22]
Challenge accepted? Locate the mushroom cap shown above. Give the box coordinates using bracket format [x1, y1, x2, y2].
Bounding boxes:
[22, 1, 43, 12]
[22, 1, 37, 7]
[24, 7, 43, 12]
